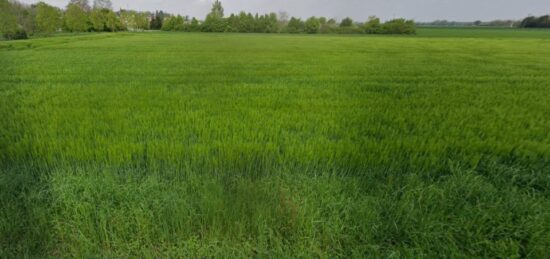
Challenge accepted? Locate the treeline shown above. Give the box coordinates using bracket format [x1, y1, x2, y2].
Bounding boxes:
[0, 0, 416, 40]
[0, 0, 149, 39]
[418, 20, 517, 28]
[520, 15, 550, 28]
[163, 1, 416, 34]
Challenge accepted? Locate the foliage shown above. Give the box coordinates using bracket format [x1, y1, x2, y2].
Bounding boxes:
[2, 0, 420, 39]
[285, 17, 304, 33]
[0, 0, 18, 39]
[184, 17, 201, 32]
[201, 0, 226, 32]
[304, 16, 320, 34]
[35, 2, 62, 34]
[340, 17, 354, 27]
[64, 3, 90, 32]
[364, 16, 381, 34]
[381, 18, 416, 34]
[520, 15, 550, 28]
[149, 10, 165, 30]
[90, 8, 120, 32]
[162, 15, 185, 31]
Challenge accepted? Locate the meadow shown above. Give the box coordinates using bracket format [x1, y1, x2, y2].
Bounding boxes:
[1, 28, 549, 257]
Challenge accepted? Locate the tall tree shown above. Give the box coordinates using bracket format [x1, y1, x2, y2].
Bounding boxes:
[340, 17, 353, 27]
[0, 0, 18, 38]
[186, 17, 200, 32]
[284, 17, 304, 33]
[364, 16, 381, 34]
[304, 16, 320, 34]
[90, 7, 119, 31]
[150, 10, 165, 30]
[35, 2, 62, 34]
[210, 0, 224, 18]
[64, 3, 89, 32]
[93, 0, 111, 10]
[202, 0, 226, 32]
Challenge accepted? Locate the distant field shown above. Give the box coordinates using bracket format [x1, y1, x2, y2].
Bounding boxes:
[1, 29, 549, 257]
[417, 26, 550, 38]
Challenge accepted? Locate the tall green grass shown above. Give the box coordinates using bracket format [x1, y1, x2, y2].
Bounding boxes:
[1, 31, 549, 257]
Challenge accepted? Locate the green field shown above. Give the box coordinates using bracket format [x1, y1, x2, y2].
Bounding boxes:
[1, 28, 550, 257]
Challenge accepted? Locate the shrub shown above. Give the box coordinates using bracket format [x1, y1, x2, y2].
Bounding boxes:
[381, 19, 416, 34]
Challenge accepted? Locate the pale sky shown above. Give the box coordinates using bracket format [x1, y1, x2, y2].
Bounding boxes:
[19, 0, 550, 22]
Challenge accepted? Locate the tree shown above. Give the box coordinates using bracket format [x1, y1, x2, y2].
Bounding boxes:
[35, 2, 62, 34]
[64, 3, 90, 32]
[185, 17, 200, 32]
[0, 0, 18, 39]
[118, 10, 135, 31]
[93, 0, 111, 10]
[135, 12, 150, 30]
[202, 0, 226, 32]
[69, 0, 90, 12]
[150, 10, 165, 30]
[304, 17, 320, 34]
[521, 15, 550, 28]
[210, 0, 224, 18]
[90, 7, 119, 31]
[364, 16, 381, 34]
[162, 15, 184, 31]
[340, 17, 353, 27]
[381, 19, 416, 34]
[285, 17, 304, 33]
[320, 18, 337, 33]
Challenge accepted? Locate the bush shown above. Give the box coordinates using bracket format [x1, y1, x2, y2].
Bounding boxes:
[3, 29, 28, 40]
[304, 17, 320, 34]
[364, 16, 382, 34]
[520, 15, 550, 28]
[381, 19, 416, 34]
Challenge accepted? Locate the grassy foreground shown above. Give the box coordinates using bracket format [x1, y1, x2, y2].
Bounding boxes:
[1, 29, 550, 257]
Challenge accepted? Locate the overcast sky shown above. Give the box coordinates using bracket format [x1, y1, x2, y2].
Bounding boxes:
[19, 0, 550, 22]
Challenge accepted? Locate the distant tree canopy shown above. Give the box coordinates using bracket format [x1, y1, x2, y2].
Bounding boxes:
[0, 0, 20, 39]
[1, 0, 420, 40]
[520, 15, 550, 28]
[150, 10, 165, 30]
[64, 3, 90, 32]
[90, 7, 120, 32]
[35, 2, 62, 34]
[119, 10, 150, 31]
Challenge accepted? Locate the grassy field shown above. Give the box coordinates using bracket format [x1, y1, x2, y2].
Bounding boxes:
[1, 28, 550, 257]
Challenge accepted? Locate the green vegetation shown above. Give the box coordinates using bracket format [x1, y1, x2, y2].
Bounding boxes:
[521, 15, 550, 28]
[1, 0, 417, 40]
[1, 29, 550, 257]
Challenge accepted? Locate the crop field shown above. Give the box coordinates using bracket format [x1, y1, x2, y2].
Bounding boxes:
[1, 28, 549, 257]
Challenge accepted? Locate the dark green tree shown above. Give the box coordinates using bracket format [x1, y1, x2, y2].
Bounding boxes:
[364, 16, 381, 34]
[285, 17, 304, 33]
[150, 11, 165, 30]
[340, 17, 353, 27]
[304, 17, 320, 34]
[381, 19, 416, 34]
